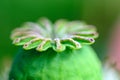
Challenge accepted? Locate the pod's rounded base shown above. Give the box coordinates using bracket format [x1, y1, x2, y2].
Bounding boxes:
[9, 46, 102, 80]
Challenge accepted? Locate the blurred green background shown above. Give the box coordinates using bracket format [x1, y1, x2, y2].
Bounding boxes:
[0, 0, 120, 75]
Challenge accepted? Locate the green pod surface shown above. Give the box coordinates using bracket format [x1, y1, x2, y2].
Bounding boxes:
[9, 46, 102, 80]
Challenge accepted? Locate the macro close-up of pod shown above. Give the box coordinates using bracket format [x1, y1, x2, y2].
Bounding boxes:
[9, 18, 102, 80]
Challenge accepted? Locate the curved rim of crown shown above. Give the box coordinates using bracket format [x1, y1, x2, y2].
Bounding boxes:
[11, 18, 99, 52]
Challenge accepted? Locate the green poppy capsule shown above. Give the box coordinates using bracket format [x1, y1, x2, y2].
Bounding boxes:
[9, 18, 102, 80]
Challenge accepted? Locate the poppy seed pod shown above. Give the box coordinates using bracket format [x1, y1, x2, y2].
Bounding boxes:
[9, 18, 102, 80]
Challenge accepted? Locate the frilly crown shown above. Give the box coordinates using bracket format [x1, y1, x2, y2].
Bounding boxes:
[11, 18, 98, 52]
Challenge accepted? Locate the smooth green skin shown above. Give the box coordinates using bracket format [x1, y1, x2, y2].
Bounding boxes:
[9, 46, 102, 80]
